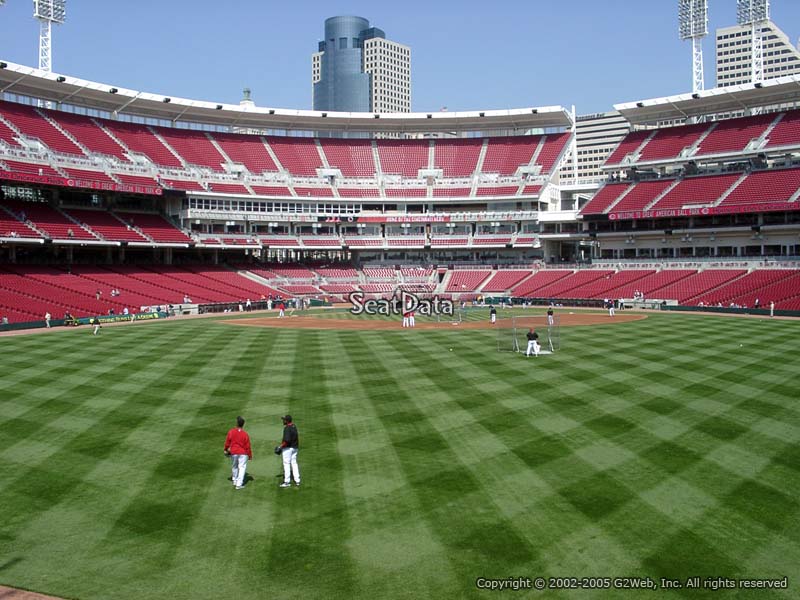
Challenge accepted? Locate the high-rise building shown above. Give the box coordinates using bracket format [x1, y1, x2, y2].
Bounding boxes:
[715, 20, 800, 87]
[559, 111, 630, 185]
[312, 16, 410, 113]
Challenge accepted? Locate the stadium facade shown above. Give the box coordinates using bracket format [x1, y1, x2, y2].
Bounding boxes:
[1, 55, 800, 324]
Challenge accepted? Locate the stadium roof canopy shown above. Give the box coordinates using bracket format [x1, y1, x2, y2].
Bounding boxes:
[615, 74, 800, 124]
[0, 61, 572, 133]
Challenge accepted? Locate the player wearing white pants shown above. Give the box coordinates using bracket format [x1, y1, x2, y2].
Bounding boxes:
[224, 416, 253, 490]
[231, 454, 248, 488]
[402, 311, 410, 327]
[490, 305, 497, 324]
[525, 329, 540, 357]
[282, 447, 300, 486]
[409, 311, 415, 328]
[279, 415, 301, 487]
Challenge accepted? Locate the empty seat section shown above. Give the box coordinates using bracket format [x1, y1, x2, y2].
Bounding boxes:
[316, 268, 359, 280]
[430, 237, 468, 246]
[605, 130, 650, 165]
[637, 122, 709, 162]
[481, 271, 531, 292]
[386, 237, 425, 247]
[376, 140, 428, 176]
[294, 186, 333, 197]
[445, 270, 491, 292]
[51, 112, 128, 159]
[211, 132, 278, 174]
[207, 182, 250, 194]
[3, 200, 94, 240]
[267, 137, 322, 176]
[162, 179, 205, 191]
[270, 266, 316, 279]
[613, 270, 696, 299]
[345, 238, 383, 246]
[0, 207, 41, 238]
[432, 187, 471, 197]
[0, 159, 61, 177]
[116, 212, 192, 243]
[338, 187, 380, 197]
[765, 110, 800, 148]
[0, 101, 84, 156]
[697, 113, 774, 156]
[521, 184, 542, 195]
[573, 270, 655, 299]
[534, 270, 614, 298]
[472, 236, 512, 245]
[114, 174, 159, 186]
[719, 168, 800, 206]
[251, 185, 292, 196]
[651, 173, 741, 210]
[692, 270, 799, 307]
[609, 180, 673, 213]
[535, 132, 571, 173]
[481, 136, 538, 175]
[385, 188, 426, 197]
[61, 168, 117, 185]
[476, 186, 518, 196]
[651, 270, 746, 303]
[281, 285, 321, 295]
[181, 265, 282, 298]
[155, 128, 226, 171]
[320, 284, 359, 293]
[433, 139, 482, 177]
[580, 183, 632, 215]
[363, 268, 395, 280]
[319, 139, 376, 177]
[67, 265, 170, 308]
[512, 270, 572, 297]
[0, 118, 21, 147]
[64, 208, 148, 242]
[102, 121, 183, 167]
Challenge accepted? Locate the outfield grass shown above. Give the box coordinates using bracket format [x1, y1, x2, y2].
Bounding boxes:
[0, 311, 798, 599]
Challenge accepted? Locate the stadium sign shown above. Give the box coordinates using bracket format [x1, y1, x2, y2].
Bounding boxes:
[609, 203, 800, 221]
[348, 290, 454, 317]
[0, 169, 162, 196]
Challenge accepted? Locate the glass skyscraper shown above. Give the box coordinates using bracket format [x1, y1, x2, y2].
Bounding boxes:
[312, 16, 411, 114]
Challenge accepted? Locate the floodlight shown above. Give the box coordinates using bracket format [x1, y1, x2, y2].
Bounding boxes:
[737, 0, 769, 25]
[678, 0, 707, 40]
[737, 0, 770, 83]
[33, 0, 66, 74]
[678, 0, 708, 94]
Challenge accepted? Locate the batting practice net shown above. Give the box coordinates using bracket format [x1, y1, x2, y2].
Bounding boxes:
[496, 315, 560, 354]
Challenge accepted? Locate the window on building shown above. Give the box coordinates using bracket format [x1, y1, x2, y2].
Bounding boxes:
[339, 37, 347, 50]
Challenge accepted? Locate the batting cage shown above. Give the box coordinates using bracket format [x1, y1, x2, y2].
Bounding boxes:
[496, 315, 560, 354]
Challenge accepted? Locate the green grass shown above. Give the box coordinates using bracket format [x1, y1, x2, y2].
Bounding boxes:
[0, 311, 798, 599]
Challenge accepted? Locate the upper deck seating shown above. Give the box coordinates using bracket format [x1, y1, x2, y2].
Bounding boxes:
[319, 139, 376, 177]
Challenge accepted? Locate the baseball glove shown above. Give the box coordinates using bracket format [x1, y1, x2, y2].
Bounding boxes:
[274, 445, 283, 455]
[223, 449, 231, 457]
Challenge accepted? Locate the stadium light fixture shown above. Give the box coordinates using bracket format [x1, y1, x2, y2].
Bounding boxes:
[33, 0, 66, 74]
[109, 87, 118, 94]
[678, 0, 708, 94]
[737, 0, 770, 84]
[56, 75, 65, 82]
[0, 62, 7, 69]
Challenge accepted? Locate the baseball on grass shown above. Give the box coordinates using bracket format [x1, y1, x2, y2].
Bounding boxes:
[449, 348, 453, 351]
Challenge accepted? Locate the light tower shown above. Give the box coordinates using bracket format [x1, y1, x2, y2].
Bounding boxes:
[678, 0, 708, 94]
[33, 0, 66, 74]
[737, 0, 770, 84]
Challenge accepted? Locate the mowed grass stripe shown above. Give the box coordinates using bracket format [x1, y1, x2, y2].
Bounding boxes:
[260, 330, 358, 599]
[0, 327, 244, 599]
[0, 326, 219, 533]
[350, 334, 541, 596]
[324, 331, 460, 600]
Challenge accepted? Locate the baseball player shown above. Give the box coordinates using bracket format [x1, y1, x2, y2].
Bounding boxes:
[607, 299, 615, 317]
[224, 416, 252, 490]
[402, 310, 410, 328]
[490, 305, 497, 324]
[547, 305, 554, 327]
[91, 317, 102, 335]
[409, 310, 415, 328]
[277, 415, 300, 488]
[525, 328, 540, 357]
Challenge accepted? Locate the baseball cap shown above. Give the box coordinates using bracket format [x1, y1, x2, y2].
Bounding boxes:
[282, 414, 292, 423]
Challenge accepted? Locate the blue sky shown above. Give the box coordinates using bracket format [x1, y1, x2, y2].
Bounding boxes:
[1, 0, 799, 115]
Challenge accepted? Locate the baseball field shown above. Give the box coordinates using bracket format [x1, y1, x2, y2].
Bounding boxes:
[0, 308, 798, 599]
